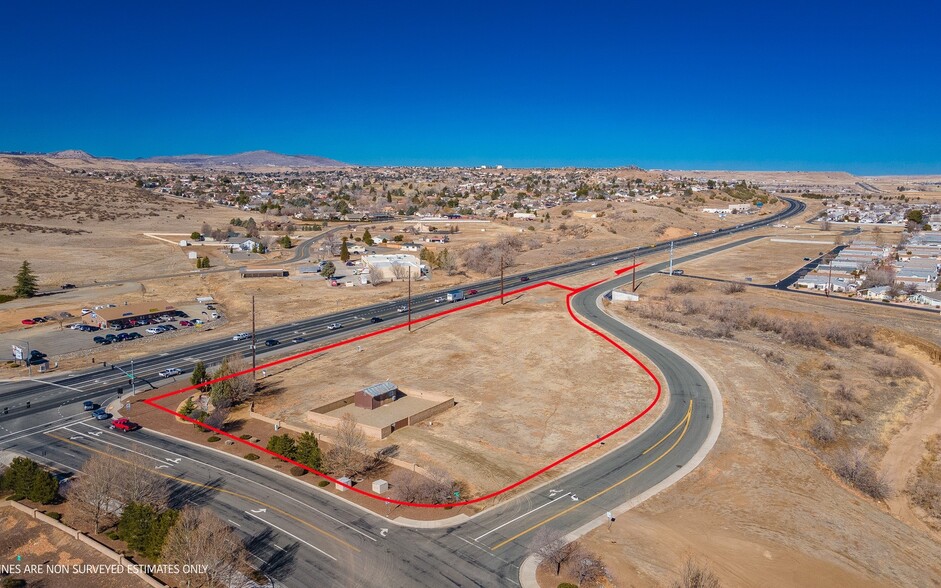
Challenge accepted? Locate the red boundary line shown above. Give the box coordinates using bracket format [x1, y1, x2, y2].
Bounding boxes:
[143, 264, 661, 508]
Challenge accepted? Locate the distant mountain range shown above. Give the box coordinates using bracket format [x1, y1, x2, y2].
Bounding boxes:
[135, 150, 350, 168]
[1, 149, 350, 168]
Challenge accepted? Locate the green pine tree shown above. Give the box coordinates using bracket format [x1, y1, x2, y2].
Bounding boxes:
[1, 457, 40, 497]
[266, 433, 297, 460]
[340, 239, 350, 262]
[362, 228, 374, 246]
[190, 361, 208, 391]
[179, 397, 197, 417]
[14, 261, 38, 298]
[295, 432, 322, 470]
[27, 468, 58, 504]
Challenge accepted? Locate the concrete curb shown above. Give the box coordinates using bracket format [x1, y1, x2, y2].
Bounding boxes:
[518, 295, 725, 588]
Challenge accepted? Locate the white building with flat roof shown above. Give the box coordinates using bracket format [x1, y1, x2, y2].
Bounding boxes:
[363, 254, 425, 283]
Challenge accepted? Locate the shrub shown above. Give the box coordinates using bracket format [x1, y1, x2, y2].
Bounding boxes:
[558, 584, 579, 588]
[782, 321, 823, 348]
[833, 384, 858, 404]
[318, 480, 330, 488]
[824, 325, 852, 347]
[207, 436, 221, 443]
[290, 466, 307, 477]
[240, 434, 252, 440]
[44, 511, 62, 521]
[833, 403, 863, 423]
[108, 532, 120, 540]
[667, 281, 697, 295]
[873, 358, 923, 379]
[721, 281, 746, 294]
[244, 453, 260, 461]
[810, 418, 836, 444]
[833, 449, 891, 499]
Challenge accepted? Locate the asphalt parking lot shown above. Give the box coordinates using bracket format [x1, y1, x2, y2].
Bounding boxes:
[2, 302, 224, 366]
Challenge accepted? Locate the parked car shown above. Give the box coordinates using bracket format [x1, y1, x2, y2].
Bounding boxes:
[146, 327, 163, 334]
[158, 368, 182, 378]
[179, 320, 192, 327]
[31, 317, 46, 323]
[110, 418, 138, 432]
[93, 336, 106, 344]
[68, 323, 83, 330]
[206, 305, 215, 310]
[162, 324, 177, 331]
[210, 312, 220, 319]
[232, 332, 251, 341]
[81, 308, 92, 315]
[42, 315, 57, 321]
[327, 323, 342, 330]
[264, 339, 279, 347]
[21, 319, 35, 325]
[126, 332, 142, 340]
[116, 333, 129, 342]
[345, 261, 355, 266]
[83, 400, 96, 411]
[670, 269, 684, 275]
[803, 257, 811, 261]
[60, 283, 76, 289]
[370, 317, 383, 323]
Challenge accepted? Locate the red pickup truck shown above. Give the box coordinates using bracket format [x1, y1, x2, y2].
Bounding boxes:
[110, 418, 138, 432]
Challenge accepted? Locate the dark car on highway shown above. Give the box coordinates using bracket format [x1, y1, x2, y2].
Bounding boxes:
[370, 317, 383, 323]
[520, 276, 530, 282]
[264, 339, 279, 347]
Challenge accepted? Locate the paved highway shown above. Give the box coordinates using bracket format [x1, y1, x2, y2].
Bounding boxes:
[1, 198, 805, 586]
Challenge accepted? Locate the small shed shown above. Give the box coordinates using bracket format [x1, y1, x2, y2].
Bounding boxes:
[354, 381, 399, 410]
[372, 479, 389, 494]
[336, 476, 352, 491]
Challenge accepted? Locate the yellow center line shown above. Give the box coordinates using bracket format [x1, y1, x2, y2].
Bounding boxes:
[46, 433, 359, 553]
[490, 403, 693, 551]
[642, 402, 693, 455]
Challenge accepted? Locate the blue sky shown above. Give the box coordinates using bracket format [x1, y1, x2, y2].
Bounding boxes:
[1, 1, 938, 173]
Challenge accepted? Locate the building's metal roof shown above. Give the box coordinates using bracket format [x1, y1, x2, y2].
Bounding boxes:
[361, 381, 397, 398]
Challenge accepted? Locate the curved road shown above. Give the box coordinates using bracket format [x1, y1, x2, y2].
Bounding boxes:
[1, 198, 805, 587]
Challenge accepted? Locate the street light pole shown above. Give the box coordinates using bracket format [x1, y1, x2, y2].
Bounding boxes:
[500, 254, 505, 305]
[407, 267, 412, 332]
[131, 359, 135, 395]
[669, 241, 674, 275]
[251, 295, 256, 373]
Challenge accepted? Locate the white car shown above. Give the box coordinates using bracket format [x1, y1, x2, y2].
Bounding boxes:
[158, 368, 182, 378]
[232, 332, 251, 341]
[396, 305, 407, 313]
[210, 312, 220, 319]
[433, 297, 445, 303]
[68, 324, 84, 330]
[146, 327, 163, 334]
[81, 308, 92, 315]
[327, 323, 342, 330]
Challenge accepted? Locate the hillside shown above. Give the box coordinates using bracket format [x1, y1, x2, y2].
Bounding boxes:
[136, 149, 350, 168]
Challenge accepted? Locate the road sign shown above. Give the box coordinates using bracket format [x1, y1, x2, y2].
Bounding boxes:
[11, 345, 23, 360]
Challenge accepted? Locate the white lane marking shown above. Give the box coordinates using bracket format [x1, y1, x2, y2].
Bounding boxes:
[26, 378, 85, 392]
[474, 492, 572, 542]
[108, 428, 378, 542]
[455, 536, 513, 564]
[228, 519, 242, 528]
[26, 451, 85, 475]
[243, 511, 337, 561]
[1, 419, 96, 446]
[60, 427, 168, 465]
[0, 414, 94, 441]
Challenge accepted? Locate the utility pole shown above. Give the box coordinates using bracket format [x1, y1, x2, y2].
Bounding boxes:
[251, 295, 256, 373]
[407, 267, 412, 332]
[130, 359, 135, 395]
[632, 252, 637, 292]
[500, 254, 505, 305]
[668, 241, 674, 275]
[25, 341, 31, 378]
[826, 255, 833, 298]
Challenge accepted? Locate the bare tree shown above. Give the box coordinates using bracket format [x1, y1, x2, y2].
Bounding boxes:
[324, 414, 369, 476]
[673, 557, 722, 588]
[113, 449, 169, 509]
[390, 263, 413, 281]
[323, 232, 340, 255]
[572, 552, 610, 586]
[163, 506, 250, 588]
[529, 527, 580, 575]
[388, 467, 460, 504]
[67, 454, 119, 533]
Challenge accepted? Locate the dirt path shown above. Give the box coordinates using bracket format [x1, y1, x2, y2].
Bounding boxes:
[881, 348, 941, 534]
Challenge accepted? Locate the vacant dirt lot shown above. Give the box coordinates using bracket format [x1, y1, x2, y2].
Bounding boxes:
[555, 274, 941, 587]
[253, 286, 666, 498]
[0, 506, 149, 588]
